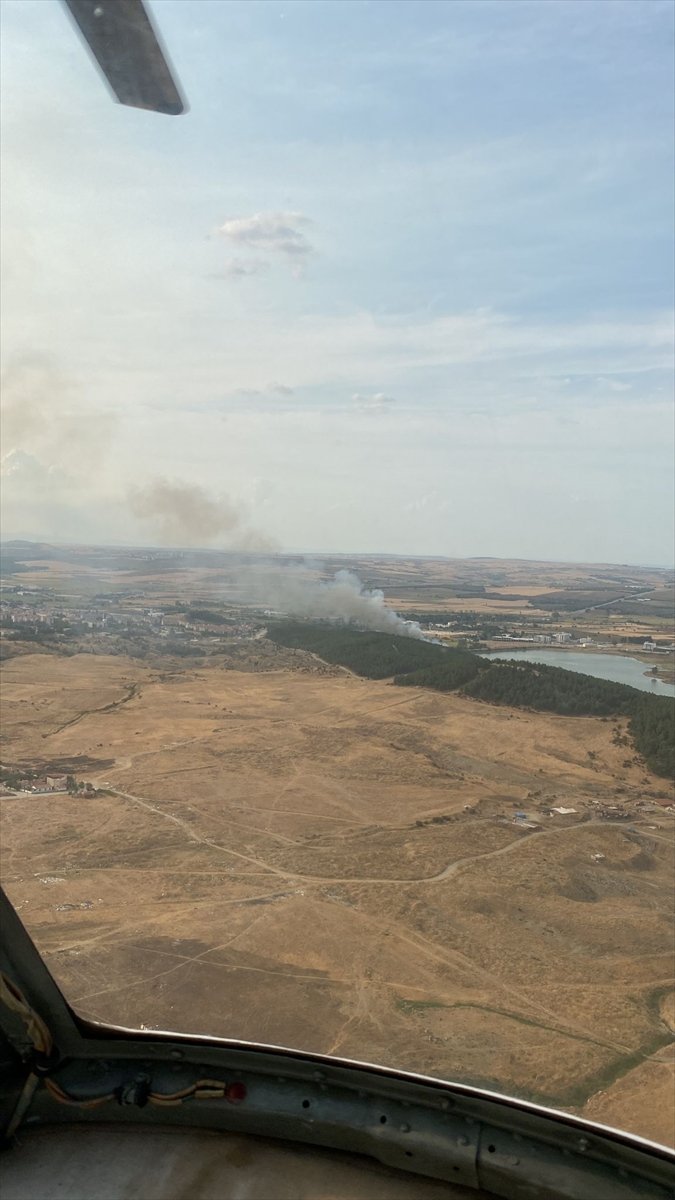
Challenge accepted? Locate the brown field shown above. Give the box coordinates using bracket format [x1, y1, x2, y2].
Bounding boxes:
[1, 648, 674, 1147]
[394, 596, 549, 616]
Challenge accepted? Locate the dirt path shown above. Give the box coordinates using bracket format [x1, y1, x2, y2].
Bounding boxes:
[70, 912, 324, 1009]
[107, 785, 646, 887]
[45, 683, 140, 738]
[96, 785, 675, 1058]
[108, 788, 294, 879]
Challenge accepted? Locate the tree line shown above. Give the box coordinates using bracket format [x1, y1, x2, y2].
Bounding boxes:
[462, 660, 636, 716]
[266, 621, 447, 678]
[394, 653, 483, 691]
[267, 621, 674, 779]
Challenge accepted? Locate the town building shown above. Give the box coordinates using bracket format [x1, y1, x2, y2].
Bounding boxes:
[46, 775, 68, 791]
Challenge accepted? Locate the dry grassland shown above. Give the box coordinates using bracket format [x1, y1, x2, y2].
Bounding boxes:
[1, 652, 673, 1147]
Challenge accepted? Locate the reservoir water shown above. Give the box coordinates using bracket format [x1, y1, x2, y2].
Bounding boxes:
[482, 649, 675, 698]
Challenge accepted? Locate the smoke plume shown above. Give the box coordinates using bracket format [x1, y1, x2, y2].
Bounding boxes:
[128, 478, 276, 550]
[250, 566, 425, 639]
[128, 480, 421, 637]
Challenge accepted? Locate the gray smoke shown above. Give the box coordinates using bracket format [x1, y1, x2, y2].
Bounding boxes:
[249, 565, 425, 639]
[127, 479, 422, 638]
[128, 478, 276, 551]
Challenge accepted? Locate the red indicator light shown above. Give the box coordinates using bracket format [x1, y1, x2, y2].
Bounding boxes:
[226, 1081, 247, 1104]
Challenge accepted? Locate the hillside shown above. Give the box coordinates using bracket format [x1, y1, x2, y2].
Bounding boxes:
[394, 653, 484, 691]
[268, 622, 675, 780]
[1, 650, 673, 1146]
[463, 663, 674, 781]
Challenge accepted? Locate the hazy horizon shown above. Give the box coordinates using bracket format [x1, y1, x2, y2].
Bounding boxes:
[2, 534, 673, 574]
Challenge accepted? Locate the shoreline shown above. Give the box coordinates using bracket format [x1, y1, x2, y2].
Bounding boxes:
[481, 644, 675, 692]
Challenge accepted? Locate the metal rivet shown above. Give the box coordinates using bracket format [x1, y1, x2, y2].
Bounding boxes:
[578, 1138, 589, 1152]
[170, 1050, 183, 1060]
[508, 1156, 520, 1166]
[399, 1123, 410, 1133]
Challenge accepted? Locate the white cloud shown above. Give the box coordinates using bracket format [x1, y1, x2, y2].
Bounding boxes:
[352, 391, 395, 411]
[217, 211, 314, 275]
[0, 448, 64, 485]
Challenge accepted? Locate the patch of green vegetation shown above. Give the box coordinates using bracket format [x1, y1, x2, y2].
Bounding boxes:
[463, 660, 637, 716]
[531, 589, 626, 611]
[186, 609, 235, 625]
[395, 997, 449, 1014]
[562, 1028, 674, 1110]
[629, 695, 675, 781]
[645, 983, 675, 1026]
[267, 621, 452, 679]
[394, 653, 485, 692]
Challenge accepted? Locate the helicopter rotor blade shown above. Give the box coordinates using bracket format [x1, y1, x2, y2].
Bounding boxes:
[63, 0, 186, 116]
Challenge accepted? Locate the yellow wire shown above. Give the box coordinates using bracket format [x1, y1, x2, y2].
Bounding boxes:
[40, 1070, 233, 1109]
[149, 1078, 227, 1101]
[0, 972, 53, 1056]
[44, 1078, 115, 1107]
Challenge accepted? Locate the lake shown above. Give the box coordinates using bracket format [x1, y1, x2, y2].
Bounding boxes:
[482, 649, 675, 698]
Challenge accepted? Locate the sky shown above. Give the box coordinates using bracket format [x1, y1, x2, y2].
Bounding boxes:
[1, 0, 673, 564]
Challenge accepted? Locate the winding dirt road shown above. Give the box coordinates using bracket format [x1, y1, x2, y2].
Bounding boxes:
[107, 784, 618, 887]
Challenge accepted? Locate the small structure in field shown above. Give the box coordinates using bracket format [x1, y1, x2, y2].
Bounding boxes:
[46, 775, 68, 792]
